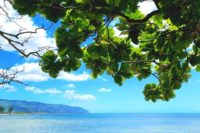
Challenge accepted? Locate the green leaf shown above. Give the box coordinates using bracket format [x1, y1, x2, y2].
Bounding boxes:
[196, 65, 200, 72]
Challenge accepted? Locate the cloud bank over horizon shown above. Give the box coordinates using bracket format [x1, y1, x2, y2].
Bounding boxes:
[6, 62, 91, 82]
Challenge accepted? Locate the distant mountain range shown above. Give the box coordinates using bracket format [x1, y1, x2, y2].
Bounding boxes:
[0, 99, 89, 114]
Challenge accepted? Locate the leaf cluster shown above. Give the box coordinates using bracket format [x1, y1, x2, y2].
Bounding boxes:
[12, 0, 200, 102]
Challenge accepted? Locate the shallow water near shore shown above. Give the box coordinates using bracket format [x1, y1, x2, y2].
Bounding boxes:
[0, 113, 200, 133]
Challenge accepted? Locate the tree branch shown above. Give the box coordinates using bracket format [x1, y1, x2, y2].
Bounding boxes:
[111, 10, 160, 24]
[0, 68, 25, 85]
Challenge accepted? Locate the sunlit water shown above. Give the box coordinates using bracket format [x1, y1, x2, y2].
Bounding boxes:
[0, 113, 200, 133]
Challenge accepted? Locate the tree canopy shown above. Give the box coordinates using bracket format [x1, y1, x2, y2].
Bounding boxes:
[11, 0, 200, 102]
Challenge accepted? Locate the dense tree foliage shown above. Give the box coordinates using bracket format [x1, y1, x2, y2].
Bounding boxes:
[12, 0, 200, 101]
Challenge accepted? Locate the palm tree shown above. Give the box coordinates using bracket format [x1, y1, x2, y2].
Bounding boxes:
[8, 107, 13, 114]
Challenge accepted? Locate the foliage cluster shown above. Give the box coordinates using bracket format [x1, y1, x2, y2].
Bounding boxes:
[12, 0, 200, 101]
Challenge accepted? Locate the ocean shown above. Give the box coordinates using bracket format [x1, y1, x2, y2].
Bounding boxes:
[0, 113, 200, 133]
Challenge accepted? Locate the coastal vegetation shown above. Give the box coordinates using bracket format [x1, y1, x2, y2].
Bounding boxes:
[0, 106, 5, 113]
[0, 105, 13, 114]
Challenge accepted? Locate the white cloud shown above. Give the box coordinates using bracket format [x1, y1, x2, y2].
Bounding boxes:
[0, 84, 16, 92]
[4, 62, 91, 82]
[0, 1, 56, 59]
[25, 86, 61, 94]
[58, 71, 91, 81]
[66, 84, 75, 88]
[64, 90, 96, 100]
[24, 86, 96, 100]
[138, 0, 157, 15]
[10, 62, 49, 82]
[98, 88, 112, 93]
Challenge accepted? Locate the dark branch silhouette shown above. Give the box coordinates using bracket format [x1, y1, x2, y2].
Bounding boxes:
[0, 68, 24, 85]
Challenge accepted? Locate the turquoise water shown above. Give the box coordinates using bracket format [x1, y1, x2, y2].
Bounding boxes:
[0, 113, 200, 133]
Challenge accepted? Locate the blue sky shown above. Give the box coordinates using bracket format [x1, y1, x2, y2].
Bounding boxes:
[1, 1, 200, 113]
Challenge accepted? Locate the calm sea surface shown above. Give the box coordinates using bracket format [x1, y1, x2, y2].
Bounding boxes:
[0, 113, 200, 133]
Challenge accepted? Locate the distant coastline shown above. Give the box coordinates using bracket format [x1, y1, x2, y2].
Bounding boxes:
[0, 99, 89, 114]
